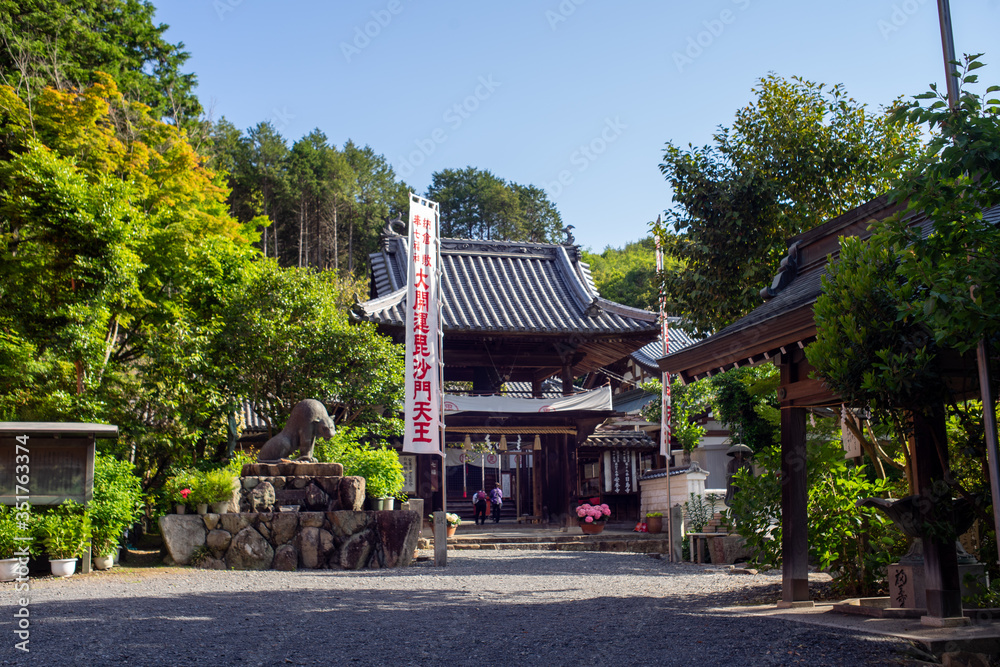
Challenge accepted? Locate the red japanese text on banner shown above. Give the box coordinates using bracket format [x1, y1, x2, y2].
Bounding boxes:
[403, 195, 443, 454]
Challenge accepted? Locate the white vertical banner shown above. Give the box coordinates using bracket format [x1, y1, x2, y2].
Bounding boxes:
[403, 194, 443, 454]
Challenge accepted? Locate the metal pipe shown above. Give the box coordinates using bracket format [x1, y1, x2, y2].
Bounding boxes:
[938, 0, 1000, 568]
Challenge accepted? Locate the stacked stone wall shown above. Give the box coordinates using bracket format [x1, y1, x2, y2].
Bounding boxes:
[159, 510, 421, 571]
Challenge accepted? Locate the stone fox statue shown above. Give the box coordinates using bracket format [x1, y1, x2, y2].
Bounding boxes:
[257, 399, 335, 462]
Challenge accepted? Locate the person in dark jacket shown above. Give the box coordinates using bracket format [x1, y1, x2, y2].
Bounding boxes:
[472, 489, 487, 525]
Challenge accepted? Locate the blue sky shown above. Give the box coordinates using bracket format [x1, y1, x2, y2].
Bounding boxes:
[156, 1, 1000, 252]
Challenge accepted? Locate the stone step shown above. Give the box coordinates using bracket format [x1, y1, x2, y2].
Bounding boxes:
[421, 535, 671, 554]
[445, 539, 670, 554]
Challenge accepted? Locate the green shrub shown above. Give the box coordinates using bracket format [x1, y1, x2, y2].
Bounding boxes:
[728, 434, 905, 596]
[201, 469, 238, 504]
[0, 505, 21, 559]
[315, 426, 404, 499]
[90, 454, 144, 556]
[40, 501, 91, 560]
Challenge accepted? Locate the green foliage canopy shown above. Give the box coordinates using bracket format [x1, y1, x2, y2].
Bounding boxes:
[655, 74, 923, 335]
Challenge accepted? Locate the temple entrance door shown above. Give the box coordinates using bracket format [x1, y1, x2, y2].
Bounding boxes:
[445, 452, 536, 523]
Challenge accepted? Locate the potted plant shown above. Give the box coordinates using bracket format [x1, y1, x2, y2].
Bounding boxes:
[646, 511, 664, 534]
[575, 503, 611, 534]
[164, 471, 197, 514]
[89, 454, 144, 570]
[40, 502, 91, 577]
[430, 513, 462, 538]
[189, 471, 212, 515]
[202, 469, 238, 514]
[346, 447, 404, 510]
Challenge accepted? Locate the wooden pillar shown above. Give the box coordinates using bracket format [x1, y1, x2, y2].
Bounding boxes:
[913, 407, 963, 620]
[561, 363, 574, 396]
[778, 352, 811, 607]
[780, 404, 810, 605]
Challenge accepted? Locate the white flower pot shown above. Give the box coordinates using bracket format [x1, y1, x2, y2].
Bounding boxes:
[50, 558, 78, 578]
[196, 504, 209, 515]
[210, 501, 229, 514]
[92, 555, 114, 570]
[0, 558, 21, 582]
[175, 504, 187, 514]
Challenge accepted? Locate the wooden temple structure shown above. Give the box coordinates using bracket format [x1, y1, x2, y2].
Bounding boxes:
[659, 196, 996, 620]
[354, 226, 660, 523]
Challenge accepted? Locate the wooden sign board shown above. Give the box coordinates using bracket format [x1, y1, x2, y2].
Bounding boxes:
[0, 423, 116, 506]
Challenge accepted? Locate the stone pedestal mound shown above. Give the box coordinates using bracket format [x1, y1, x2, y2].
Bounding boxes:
[238, 461, 361, 513]
[159, 510, 421, 570]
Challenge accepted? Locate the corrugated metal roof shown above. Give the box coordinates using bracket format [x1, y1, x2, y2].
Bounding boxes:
[356, 235, 659, 336]
[582, 430, 657, 449]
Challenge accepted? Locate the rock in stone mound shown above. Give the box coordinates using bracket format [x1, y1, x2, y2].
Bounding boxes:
[159, 515, 206, 566]
[272, 544, 298, 571]
[225, 526, 274, 570]
[338, 531, 374, 570]
[339, 476, 365, 511]
[206, 529, 232, 557]
[270, 512, 298, 546]
[377, 510, 421, 568]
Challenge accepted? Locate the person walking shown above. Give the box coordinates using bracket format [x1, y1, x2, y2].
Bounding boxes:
[489, 483, 503, 524]
[472, 489, 488, 526]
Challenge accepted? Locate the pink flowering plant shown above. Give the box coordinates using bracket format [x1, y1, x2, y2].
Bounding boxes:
[575, 503, 611, 524]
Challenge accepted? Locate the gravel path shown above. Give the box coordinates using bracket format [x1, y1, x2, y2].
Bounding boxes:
[1, 550, 914, 666]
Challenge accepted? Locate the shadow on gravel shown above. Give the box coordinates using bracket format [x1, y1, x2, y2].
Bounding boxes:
[5, 578, 912, 667]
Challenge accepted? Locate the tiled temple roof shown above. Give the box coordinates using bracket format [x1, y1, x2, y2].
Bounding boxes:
[356, 233, 659, 336]
[582, 430, 657, 450]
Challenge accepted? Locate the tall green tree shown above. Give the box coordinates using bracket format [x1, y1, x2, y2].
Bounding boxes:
[881, 54, 1000, 347]
[429, 166, 560, 243]
[342, 140, 409, 274]
[582, 237, 663, 310]
[655, 74, 923, 335]
[0, 0, 201, 128]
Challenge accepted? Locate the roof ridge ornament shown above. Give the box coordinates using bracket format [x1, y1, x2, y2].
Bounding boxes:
[383, 216, 405, 237]
[561, 225, 576, 246]
[759, 241, 801, 301]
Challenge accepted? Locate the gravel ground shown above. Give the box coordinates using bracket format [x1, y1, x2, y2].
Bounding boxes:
[1, 550, 917, 667]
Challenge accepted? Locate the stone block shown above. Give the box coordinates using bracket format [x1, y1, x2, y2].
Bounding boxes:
[225, 526, 274, 570]
[221, 512, 251, 535]
[889, 563, 926, 610]
[340, 476, 365, 511]
[272, 544, 297, 571]
[304, 483, 330, 511]
[291, 477, 309, 489]
[376, 511, 420, 568]
[275, 489, 306, 505]
[206, 529, 232, 557]
[159, 515, 206, 566]
[297, 527, 322, 568]
[270, 512, 298, 546]
[202, 513, 220, 531]
[337, 531, 374, 570]
[242, 476, 259, 490]
[270, 476, 286, 490]
[328, 510, 374, 539]
[708, 535, 750, 565]
[298, 511, 324, 528]
[315, 476, 341, 498]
